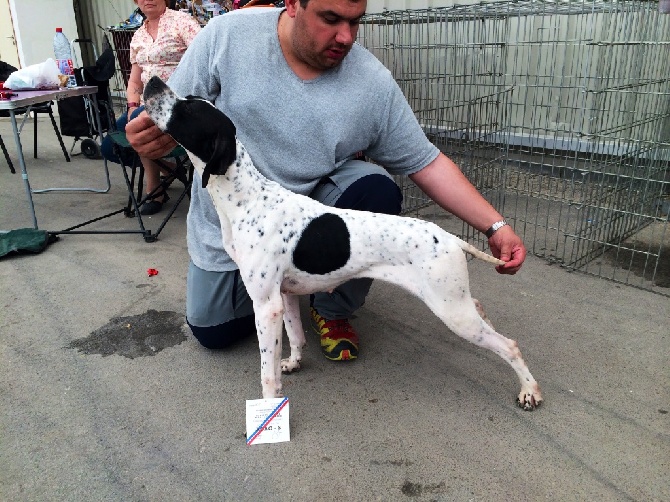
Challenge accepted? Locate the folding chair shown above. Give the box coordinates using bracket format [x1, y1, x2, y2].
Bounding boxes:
[0, 134, 13, 173]
[53, 131, 192, 242]
[30, 102, 71, 161]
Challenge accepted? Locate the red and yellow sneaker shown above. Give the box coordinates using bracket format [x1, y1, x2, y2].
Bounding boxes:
[310, 307, 359, 361]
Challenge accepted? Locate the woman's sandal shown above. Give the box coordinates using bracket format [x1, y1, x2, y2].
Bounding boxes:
[160, 163, 188, 186]
[140, 191, 170, 216]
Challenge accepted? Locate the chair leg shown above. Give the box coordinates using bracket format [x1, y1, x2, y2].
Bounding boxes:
[0, 134, 15, 174]
[47, 107, 71, 162]
[149, 156, 193, 240]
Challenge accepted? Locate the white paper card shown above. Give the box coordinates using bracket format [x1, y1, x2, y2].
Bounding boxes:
[245, 397, 290, 445]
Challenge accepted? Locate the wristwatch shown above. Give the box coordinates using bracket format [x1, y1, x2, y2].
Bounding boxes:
[485, 220, 508, 238]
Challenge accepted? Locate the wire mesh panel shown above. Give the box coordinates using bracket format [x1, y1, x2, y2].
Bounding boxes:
[106, 28, 138, 117]
[360, 7, 514, 216]
[358, 0, 670, 295]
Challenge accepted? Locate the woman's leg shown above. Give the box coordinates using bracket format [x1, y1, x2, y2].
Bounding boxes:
[100, 112, 129, 164]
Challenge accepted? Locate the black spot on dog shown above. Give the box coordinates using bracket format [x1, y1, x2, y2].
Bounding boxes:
[293, 213, 350, 275]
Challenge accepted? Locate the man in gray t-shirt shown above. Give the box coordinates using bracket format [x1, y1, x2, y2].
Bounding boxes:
[127, 0, 527, 361]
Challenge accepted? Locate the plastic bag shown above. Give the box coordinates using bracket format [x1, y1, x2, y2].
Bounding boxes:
[4, 58, 62, 90]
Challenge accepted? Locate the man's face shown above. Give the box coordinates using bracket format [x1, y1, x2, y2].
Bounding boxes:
[288, 0, 367, 71]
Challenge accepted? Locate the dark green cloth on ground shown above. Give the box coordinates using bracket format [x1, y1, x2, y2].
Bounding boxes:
[0, 228, 57, 258]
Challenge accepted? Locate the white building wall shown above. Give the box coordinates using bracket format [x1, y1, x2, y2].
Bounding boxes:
[4, 0, 135, 68]
[8, 0, 79, 67]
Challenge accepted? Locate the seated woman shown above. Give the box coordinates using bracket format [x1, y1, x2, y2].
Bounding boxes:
[102, 0, 200, 215]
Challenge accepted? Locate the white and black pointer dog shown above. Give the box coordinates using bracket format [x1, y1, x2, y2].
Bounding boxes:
[143, 77, 542, 410]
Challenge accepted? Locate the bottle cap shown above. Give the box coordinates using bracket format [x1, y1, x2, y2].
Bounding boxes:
[56, 28, 62, 32]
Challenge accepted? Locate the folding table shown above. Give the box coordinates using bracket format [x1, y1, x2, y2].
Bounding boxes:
[0, 86, 110, 229]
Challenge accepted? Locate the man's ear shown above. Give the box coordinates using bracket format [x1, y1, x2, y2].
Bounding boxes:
[284, 0, 299, 17]
[201, 131, 237, 188]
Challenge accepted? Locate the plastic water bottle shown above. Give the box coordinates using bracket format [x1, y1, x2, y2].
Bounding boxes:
[53, 28, 76, 87]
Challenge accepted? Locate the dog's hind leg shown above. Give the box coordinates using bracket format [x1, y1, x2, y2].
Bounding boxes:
[397, 252, 543, 410]
[473, 298, 494, 329]
[426, 291, 543, 410]
[253, 294, 286, 398]
[281, 293, 306, 374]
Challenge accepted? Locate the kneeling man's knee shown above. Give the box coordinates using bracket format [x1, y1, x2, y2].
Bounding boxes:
[187, 315, 255, 350]
[336, 174, 403, 215]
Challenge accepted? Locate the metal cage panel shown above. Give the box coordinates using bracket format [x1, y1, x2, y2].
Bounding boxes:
[358, 0, 670, 295]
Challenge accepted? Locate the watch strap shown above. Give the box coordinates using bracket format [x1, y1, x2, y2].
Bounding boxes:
[485, 220, 508, 238]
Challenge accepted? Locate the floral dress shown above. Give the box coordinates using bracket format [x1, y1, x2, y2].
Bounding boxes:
[130, 8, 201, 95]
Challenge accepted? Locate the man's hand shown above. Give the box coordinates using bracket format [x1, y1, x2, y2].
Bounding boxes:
[126, 110, 177, 159]
[488, 225, 527, 275]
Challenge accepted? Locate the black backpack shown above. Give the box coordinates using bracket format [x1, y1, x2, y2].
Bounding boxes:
[0, 60, 18, 81]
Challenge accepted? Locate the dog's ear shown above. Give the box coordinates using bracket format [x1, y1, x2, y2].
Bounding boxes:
[201, 128, 237, 188]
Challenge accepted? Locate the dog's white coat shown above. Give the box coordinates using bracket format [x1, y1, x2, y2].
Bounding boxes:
[145, 83, 543, 411]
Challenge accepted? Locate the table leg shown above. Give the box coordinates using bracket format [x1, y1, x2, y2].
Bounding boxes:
[9, 110, 38, 229]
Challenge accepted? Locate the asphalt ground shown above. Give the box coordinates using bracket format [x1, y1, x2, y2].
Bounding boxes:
[1, 115, 668, 501]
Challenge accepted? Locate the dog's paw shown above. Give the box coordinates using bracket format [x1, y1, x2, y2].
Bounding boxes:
[281, 357, 301, 374]
[516, 384, 543, 411]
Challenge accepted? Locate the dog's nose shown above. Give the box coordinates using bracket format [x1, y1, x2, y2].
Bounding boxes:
[144, 77, 167, 101]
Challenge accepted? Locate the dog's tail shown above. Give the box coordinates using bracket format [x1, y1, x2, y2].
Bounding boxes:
[457, 239, 506, 266]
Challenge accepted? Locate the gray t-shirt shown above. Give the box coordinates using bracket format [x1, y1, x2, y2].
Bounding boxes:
[168, 8, 439, 271]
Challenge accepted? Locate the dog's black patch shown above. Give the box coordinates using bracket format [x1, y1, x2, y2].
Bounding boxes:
[293, 213, 350, 275]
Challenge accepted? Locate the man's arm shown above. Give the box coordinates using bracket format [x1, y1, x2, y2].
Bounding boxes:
[409, 152, 526, 274]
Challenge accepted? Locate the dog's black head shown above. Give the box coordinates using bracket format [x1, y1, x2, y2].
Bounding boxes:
[144, 77, 237, 188]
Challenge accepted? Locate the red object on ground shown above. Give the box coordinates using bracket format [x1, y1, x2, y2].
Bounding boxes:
[147, 268, 159, 276]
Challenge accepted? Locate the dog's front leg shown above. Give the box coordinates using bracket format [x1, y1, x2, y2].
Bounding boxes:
[253, 295, 285, 398]
[281, 293, 306, 374]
